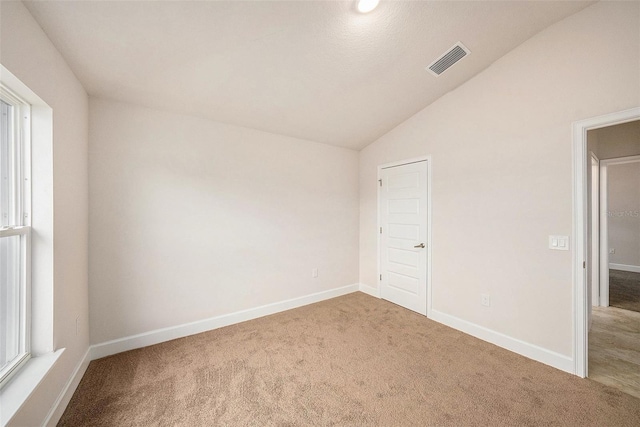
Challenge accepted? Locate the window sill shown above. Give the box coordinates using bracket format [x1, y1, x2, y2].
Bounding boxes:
[0, 348, 64, 426]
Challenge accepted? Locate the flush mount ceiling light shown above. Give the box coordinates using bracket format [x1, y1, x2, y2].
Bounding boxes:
[357, 0, 380, 13]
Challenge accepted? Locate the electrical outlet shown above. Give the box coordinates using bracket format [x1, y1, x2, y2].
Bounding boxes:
[609, 248, 615, 254]
[312, 268, 318, 278]
[481, 294, 491, 307]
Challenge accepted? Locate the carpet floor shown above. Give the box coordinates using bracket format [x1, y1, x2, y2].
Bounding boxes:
[610, 269, 640, 313]
[59, 292, 640, 426]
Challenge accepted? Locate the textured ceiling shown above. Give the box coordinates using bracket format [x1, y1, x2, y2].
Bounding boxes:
[24, 0, 594, 150]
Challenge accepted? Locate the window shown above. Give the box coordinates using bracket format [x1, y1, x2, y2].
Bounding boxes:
[0, 84, 31, 387]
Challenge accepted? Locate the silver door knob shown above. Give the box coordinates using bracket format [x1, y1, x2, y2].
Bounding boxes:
[414, 243, 425, 248]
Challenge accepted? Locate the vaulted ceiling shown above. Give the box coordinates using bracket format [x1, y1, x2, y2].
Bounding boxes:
[24, 1, 594, 150]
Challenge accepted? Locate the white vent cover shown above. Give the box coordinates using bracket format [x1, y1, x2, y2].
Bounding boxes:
[426, 42, 470, 77]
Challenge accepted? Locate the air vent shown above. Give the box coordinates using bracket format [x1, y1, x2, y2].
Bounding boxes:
[426, 42, 470, 77]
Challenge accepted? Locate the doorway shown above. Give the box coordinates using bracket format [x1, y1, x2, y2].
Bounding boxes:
[598, 156, 640, 312]
[572, 107, 640, 377]
[378, 157, 431, 316]
[574, 110, 640, 398]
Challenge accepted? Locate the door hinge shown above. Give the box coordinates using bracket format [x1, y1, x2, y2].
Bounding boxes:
[379, 274, 382, 281]
[380, 227, 382, 234]
[378, 179, 382, 187]
[583, 261, 586, 269]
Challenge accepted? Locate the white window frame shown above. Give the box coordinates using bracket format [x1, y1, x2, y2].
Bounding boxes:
[0, 83, 32, 388]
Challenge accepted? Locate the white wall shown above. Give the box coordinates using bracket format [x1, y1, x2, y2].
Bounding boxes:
[359, 1, 639, 358]
[607, 161, 640, 268]
[0, 1, 89, 426]
[89, 98, 359, 344]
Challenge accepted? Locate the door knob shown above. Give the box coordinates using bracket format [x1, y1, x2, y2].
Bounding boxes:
[414, 243, 425, 248]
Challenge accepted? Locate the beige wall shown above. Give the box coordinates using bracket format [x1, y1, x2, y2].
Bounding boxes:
[89, 98, 359, 344]
[607, 161, 640, 267]
[359, 1, 639, 357]
[0, 1, 89, 426]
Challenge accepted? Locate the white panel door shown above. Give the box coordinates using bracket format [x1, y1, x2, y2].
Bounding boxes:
[380, 161, 428, 315]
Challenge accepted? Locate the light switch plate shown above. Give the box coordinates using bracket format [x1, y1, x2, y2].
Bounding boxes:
[549, 235, 569, 251]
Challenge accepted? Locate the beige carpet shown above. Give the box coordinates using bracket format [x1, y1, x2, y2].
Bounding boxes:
[59, 292, 640, 426]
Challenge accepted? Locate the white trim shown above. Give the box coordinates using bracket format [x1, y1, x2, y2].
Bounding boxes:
[430, 310, 573, 374]
[572, 107, 640, 378]
[42, 349, 91, 427]
[598, 155, 640, 308]
[572, 116, 588, 378]
[599, 163, 610, 307]
[0, 225, 30, 238]
[426, 158, 433, 318]
[0, 79, 33, 389]
[90, 284, 359, 360]
[601, 155, 640, 166]
[377, 156, 433, 317]
[1, 64, 55, 354]
[589, 153, 599, 309]
[358, 283, 380, 298]
[0, 349, 64, 426]
[609, 263, 640, 273]
[378, 156, 431, 170]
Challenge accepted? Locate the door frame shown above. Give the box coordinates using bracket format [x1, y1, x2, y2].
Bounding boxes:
[590, 152, 599, 309]
[377, 156, 433, 317]
[599, 155, 640, 308]
[572, 107, 640, 378]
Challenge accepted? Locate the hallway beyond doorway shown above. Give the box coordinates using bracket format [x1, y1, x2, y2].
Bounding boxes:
[589, 306, 640, 399]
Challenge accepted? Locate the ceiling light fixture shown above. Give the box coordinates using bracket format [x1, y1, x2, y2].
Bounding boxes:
[357, 0, 380, 13]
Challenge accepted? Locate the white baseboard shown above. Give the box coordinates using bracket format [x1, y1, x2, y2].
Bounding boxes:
[42, 348, 91, 427]
[609, 263, 640, 273]
[39, 286, 574, 425]
[90, 283, 360, 360]
[358, 283, 379, 298]
[429, 309, 574, 374]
